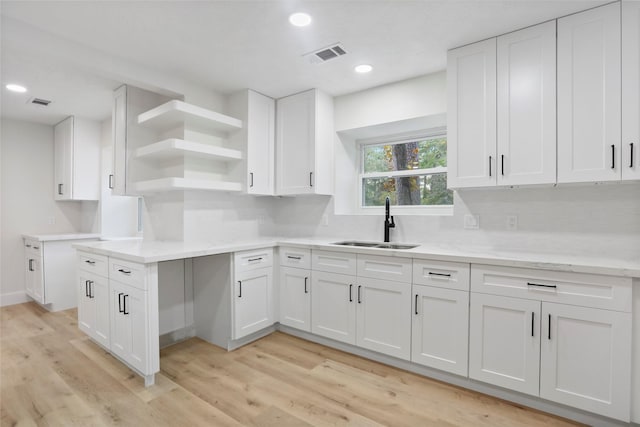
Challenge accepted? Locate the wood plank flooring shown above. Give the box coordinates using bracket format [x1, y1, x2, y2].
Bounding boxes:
[1, 302, 585, 426]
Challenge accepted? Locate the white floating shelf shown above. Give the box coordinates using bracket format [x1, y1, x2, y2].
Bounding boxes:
[134, 139, 243, 161]
[137, 100, 243, 133]
[134, 178, 242, 193]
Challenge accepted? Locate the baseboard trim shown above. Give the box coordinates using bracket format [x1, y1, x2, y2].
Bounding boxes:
[1, 291, 30, 307]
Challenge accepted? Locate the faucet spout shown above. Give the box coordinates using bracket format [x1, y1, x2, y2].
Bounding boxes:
[384, 196, 395, 242]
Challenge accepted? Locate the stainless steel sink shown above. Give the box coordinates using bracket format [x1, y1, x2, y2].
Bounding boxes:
[332, 241, 419, 250]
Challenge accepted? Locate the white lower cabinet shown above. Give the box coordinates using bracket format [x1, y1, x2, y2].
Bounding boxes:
[412, 285, 469, 376]
[279, 266, 311, 331]
[356, 277, 411, 360]
[233, 267, 273, 340]
[25, 254, 44, 304]
[469, 293, 541, 396]
[540, 302, 632, 420]
[311, 270, 356, 344]
[109, 280, 149, 375]
[77, 272, 110, 349]
[469, 265, 633, 422]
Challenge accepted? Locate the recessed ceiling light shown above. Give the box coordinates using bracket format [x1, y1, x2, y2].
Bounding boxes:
[6, 83, 27, 93]
[289, 12, 312, 27]
[354, 64, 373, 73]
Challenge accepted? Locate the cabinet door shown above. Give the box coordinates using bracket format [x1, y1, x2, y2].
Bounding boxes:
[24, 255, 35, 300]
[311, 271, 356, 345]
[110, 281, 148, 373]
[412, 286, 469, 376]
[356, 277, 411, 360]
[25, 256, 44, 304]
[540, 303, 632, 422]
[623, 1, 640, 181]
[558, 3, 621, 183]
[447, 38, 497, 189]
[247, 90, 275, 195]
[469, 293, 540, 396]
[112, 85, 127, 195]
[78, 273, 110, 349]
[497, 21, 556, 186]
[233, 268, 273, 339]
[279, 267, 311, 331]
[54, 116, 73, 200]
[276, 90, 315, 195]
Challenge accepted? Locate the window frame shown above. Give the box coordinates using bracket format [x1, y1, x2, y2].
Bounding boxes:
[357, 127, 453, 216]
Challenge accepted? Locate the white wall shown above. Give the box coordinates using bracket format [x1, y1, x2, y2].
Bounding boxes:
[273, 72, 640, 262]
[0, 119, 90, 305]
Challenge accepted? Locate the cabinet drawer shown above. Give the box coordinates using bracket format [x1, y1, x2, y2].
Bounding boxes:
[78, 252, 109, 277]
[234, 248, 273, 272]
[357, 254, 412, 283]
[471, 265, 632, 312]
[109, 258, 146, 290]
[279, 247, 311, 269]
[312, 250, 357, 275]
[413, 259, 470, 291]
[24, 239, 42, 257]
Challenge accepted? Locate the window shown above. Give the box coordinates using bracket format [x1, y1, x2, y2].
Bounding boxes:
[360, 132, 453, 211]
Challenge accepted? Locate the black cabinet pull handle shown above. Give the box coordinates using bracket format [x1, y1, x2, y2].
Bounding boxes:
[304, 277, 308, 294]
[238, 281, 242, 298]
[631, 143, 635, 168]
[108, 174, 114, 189]
[85, 260, 96, 265]
[123, 295, 129, 315]
[309, 172, 313, 187]
[349, 284, 353, 302]
[489, 156, 492, 177]
[415, 294, 419, 315]
[89, 281, 94, 299]
[548, 314, 551, 340]
[118, 293, 124, 313]
[287, 255, 302, 260]
[611, 145, 615, 169]
[28, 259, 34, 272]
[249, 172, 254, 188]
[85, 280, 90, 297]
[26, 244, 31, 248]
[531, 312, 535, 337]
[33, 246, 39, 250]
[527, 282, 557, 289]
[428, 272, 452, 278]
[248, 257, 263, 262]
[501, 154, 505, 176]
[357, 285, 362, 304]
[118, 268, 131, 275]
[58, 183, 63, 195]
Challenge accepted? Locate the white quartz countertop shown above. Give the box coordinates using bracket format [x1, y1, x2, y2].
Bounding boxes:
[23, 233, 101, 242]
[72, 237, 640, 278]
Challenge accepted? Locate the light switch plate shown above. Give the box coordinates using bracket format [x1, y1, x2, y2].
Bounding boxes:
[464, 214, 479, 229]
[506, 215, 518, 231]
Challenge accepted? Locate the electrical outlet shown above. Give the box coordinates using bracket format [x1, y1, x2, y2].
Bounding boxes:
[464, 214, 479, 230]
[321, 214, 329, 227]
[506, 215, 518, 231]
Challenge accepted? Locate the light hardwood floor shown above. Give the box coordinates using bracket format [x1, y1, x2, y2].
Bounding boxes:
[1, 302, 585, 426]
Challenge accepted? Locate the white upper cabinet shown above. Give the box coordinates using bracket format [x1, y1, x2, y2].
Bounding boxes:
[54, 116, 101, 200]
[558, 2, 621, 183]
[447, 38, 497, 189]
[276, 89, 334, 195]
[623, 0, 640, 181]
[497, 21, 557, 186]
[229, 89, 276, 195]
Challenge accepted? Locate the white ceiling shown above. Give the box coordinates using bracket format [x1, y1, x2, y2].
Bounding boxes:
[1, 0, 607, 125]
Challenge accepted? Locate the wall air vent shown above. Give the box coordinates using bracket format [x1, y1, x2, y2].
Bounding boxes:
[304, 43, 348, 64]
[29, 97, 52, 106]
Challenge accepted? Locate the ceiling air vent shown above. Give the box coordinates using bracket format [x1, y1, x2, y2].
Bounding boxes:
[304, 43, 348, 64]
[29, 97, 52, 106]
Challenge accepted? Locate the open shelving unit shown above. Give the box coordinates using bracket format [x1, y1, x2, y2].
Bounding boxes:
[132, 101, 244, 193]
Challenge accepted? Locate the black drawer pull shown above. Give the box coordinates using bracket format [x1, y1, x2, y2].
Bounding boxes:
[33, 246, 39, 250]
[304, 277, 309, 294]
[349, 284, 353, 302]
[123, 295, 129, 315]
[28, 259, 34, 272]
[631, 143, 635, 168]
[85, 280, 90, 297]
[527, 282, 557, 289]
[118, 268, 131, 275]
[238, 281, 242, 298]
[85, 260, 96, 265]
[548, 314, 551, 340]
[26, 244, 31, 248]
[428, 272, 452, 278]
[531, 312, 535, 337]
[249, 172, 254, 188]
[357, 285, 362, 304]
[415, 294, 419, 315]
[489, 156, 492, 177]
[287, 255, 302, 260]
[89, 281, 94, 299]
[611, 145, 615, 169]
[118, 293, 124, 313]
[248, 257, 263, 262]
